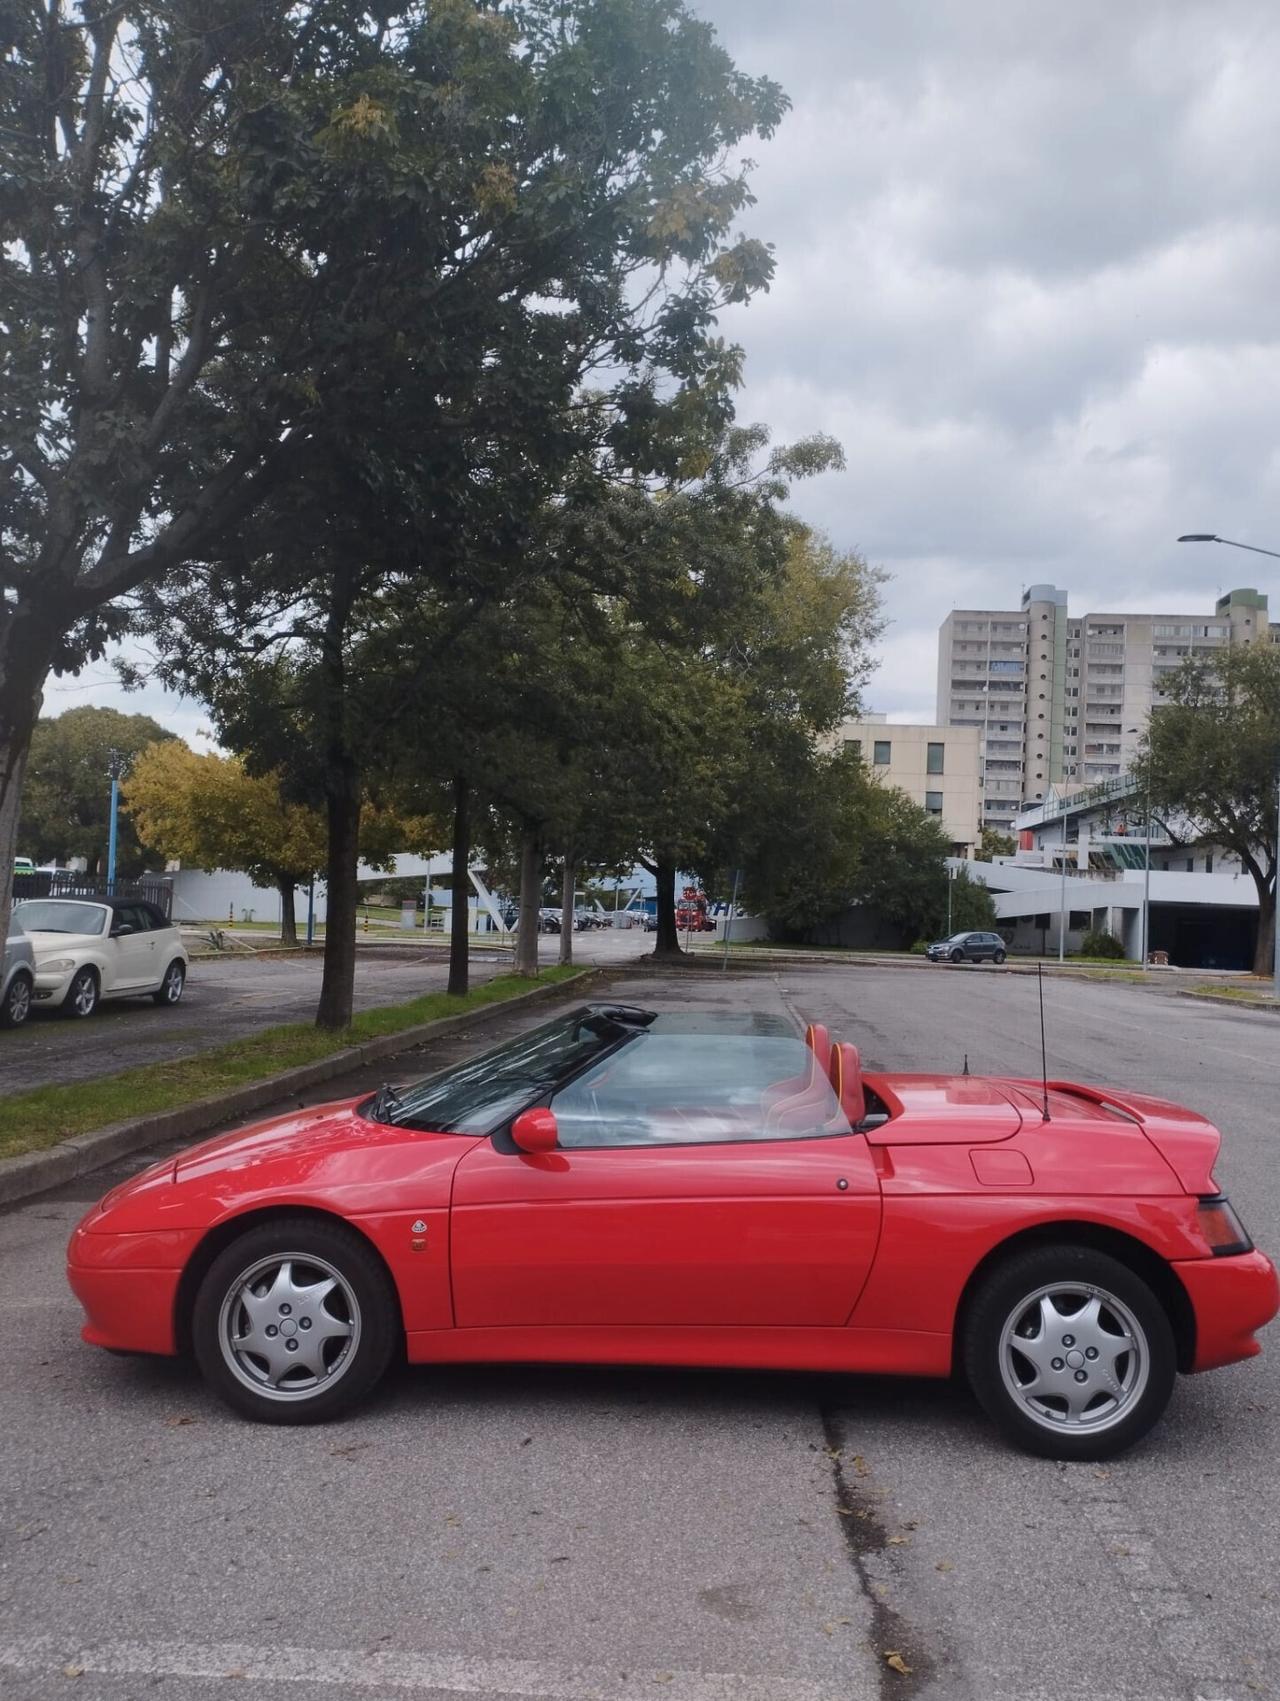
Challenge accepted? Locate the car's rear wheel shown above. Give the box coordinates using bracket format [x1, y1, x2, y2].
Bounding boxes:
[62, 966, 99, 1019]
[993, 949, 1007, 964]
[192, 1218, 400, 1424]
[963, 1244, 1176, 1459]
[0, 970, 32, 1028]
[152, 960, 185, 1006]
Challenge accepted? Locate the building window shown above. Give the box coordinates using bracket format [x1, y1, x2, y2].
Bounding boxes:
[873, 740, 891, 766]
[925, 791, 944, 815]
[843, 738, 862, 759]
[926, 742, 944, 775]
[1205, 854, 1213, 874]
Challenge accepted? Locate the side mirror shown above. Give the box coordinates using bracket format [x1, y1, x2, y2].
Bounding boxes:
[112, 923, 134, 937]
[511, 1108, 559, 1154]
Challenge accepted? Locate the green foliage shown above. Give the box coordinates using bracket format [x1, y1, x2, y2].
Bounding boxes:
[1080, 928, 1126, 960]
[975, 826, 1016, 861]
[17, 708, 176, 873]
[1142, 644, 1280, 974]
[938, 866, 1000, 936]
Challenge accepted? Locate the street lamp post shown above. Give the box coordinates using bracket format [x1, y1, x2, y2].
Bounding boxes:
[1177, 534, 1280, 999]
[1058, 799, 1067, 964]
[1125, 729, 1151, 970]
[105, 751, 127, 892]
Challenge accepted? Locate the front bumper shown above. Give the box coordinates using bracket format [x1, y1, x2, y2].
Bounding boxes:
[67, 1221, 198, 1356]
[32, 966, 75, 1002]
[1175, 1248, 1280, 1372]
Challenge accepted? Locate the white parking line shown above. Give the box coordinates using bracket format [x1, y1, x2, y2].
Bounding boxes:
[0, 1637, 860, 1701]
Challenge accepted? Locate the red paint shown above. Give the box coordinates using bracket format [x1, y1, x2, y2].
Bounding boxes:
[66, 1057, 1278, 1396]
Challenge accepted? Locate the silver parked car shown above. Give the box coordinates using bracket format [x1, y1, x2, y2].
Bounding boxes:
[2, 917, 36, 1028]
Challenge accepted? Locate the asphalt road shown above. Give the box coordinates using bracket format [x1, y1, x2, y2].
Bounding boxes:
[0, 929, 643, 1095]
[1, 963, 1278, 1700]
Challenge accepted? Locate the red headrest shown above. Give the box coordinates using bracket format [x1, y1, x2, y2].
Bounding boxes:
[804, 1023, 832, 1077]
[829, 1042, 866, 1126]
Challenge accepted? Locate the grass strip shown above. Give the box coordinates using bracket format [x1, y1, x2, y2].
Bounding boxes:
[0, 965, 584, 1162]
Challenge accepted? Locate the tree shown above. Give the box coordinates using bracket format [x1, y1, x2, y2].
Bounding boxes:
[1142, 646, 1280, 975]
[123, 743, 326, 946]
[18, 706, 174, 872]
[0, 0, 786, 968]
[975, 826, 1016, 861]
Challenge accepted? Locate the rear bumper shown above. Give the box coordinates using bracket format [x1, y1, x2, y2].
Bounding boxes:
[1175, 1248, 1280, 1372]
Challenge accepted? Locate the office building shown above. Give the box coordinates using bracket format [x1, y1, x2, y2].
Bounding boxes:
[838, 716, 981, 857]
[936, 585, 1275, 833]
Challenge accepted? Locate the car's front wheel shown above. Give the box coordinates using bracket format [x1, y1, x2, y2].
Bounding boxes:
[192, 1217, 400, 1424]
[950, 948, 964, 963]
[963, 1244, 1176, 1459]
[0, 970, 32, 1028]
[152, 960, 185, 1006]
[62, 966, 99, 1019]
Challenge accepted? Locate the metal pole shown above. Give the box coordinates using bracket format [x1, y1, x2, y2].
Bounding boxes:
[106, 774, 120, 890]
[721, 868, 741, 972]
[1274, 757, 1280, 1001]
[1058, 804, 1067, 963]
[1142, 774, 1151, 971]
[306, 878, 315, 946]
[946, 865, 953, 935]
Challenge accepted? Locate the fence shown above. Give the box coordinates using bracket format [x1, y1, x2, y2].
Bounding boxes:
[12, 871, 174, 919]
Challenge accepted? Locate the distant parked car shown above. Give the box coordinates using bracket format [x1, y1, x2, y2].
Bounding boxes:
[538, 908, 562, 933]
[925, 930, 1007, 965]
[14, 896, 189, 1018]
[2, 919, 35, 1028]
[642, 913, 658, 932]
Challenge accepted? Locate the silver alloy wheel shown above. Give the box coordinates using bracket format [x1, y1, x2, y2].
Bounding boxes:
[162, 962, 184, 1003]
[999, 1282, 1149, 1435]
[217, 1252, 361, 1403]
[70, 970, 97, 1017]
[6, 975, 31, 1025]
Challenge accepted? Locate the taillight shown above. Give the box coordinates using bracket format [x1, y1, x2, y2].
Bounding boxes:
[1197, 1196, 1253, 1257]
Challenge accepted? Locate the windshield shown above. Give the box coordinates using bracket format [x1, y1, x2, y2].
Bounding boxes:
[370, 1008, 633, 1136]
[14, 900, 108, 936]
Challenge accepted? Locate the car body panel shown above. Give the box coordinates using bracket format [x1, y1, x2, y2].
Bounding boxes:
[2, 930, 35, 1001]
[450, 1131, 882, 1329]
[65, 1006, 1279, 1401]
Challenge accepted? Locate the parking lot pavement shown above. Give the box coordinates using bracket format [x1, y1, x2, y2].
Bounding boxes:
[2, 963, 1279, 1699]
[0, 927, 645, 1096]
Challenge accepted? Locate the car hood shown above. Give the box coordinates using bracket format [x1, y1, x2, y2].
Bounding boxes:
[23, 929, 105, 958]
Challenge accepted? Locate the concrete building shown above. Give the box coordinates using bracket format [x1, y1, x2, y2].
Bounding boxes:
[936, 585, 1276, 834]
[959, 776, 1259, 967]
[838, 715, 981, 856]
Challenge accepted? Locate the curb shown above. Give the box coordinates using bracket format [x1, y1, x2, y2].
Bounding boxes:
[0, 969, 605, 1211]
[1177, 989, 1280, 1014]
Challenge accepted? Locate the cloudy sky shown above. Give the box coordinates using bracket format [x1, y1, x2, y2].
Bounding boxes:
[64, 0, 1280, 736]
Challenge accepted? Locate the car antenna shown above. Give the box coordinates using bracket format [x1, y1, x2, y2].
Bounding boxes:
[962, 1053, 970, 1076]
[1037, 963, 1051, 1122]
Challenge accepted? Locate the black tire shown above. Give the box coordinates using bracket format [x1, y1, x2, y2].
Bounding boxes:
[993, 949, 1007, 964]
[152, 959, 186, 1006]
[950, 948, 964, 963]
[192, 1216, 400, 1424]
[0, 970, 32, 1028]
[962, 1243, 1176, 1460]
[62, 966, 99, 1019]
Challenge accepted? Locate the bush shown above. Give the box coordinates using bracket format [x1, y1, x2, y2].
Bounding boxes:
[908, 939, 929, 955]
[1080, 928, 1126, 960]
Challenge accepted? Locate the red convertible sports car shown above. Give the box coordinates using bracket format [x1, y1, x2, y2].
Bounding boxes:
[68, 1003, 1278, 1458]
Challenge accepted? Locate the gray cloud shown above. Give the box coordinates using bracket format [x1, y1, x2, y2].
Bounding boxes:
[698, 0, 1280, 717]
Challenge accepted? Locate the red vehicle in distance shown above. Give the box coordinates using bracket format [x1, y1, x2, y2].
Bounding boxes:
[68, 1004, 1277, 1459]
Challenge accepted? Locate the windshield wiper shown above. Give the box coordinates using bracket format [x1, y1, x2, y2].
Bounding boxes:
[367, 1082, 404, 1124]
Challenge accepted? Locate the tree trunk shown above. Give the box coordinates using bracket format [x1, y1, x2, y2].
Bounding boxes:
[0, 734, 32, 952]
[514, 826, 541, 977]
[652, 851, 683, 958]
[277, 875, 298, 948]
[1253, 884, 1275, 978]
[448, 774, 470, 997]
[558, 850, 575, 966]
[315, 564, 362, 1031]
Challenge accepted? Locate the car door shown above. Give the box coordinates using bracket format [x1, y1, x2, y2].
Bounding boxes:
[107, 905, 156, 991]
[449, 1031, 882, 1331]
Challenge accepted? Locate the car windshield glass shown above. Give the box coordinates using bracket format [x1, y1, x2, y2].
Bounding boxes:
[14, 900, 107, 935]
[552, 1034, 853, 1147]
[374, 1008, 633, 1136]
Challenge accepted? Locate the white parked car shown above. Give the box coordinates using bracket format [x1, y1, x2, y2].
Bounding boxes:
[14, 897, 189, 1018]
